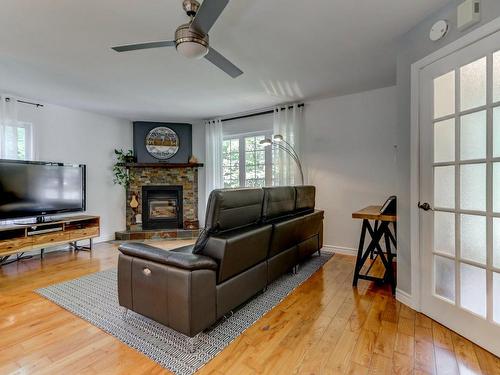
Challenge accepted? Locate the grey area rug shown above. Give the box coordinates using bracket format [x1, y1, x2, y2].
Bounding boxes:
[36, 253, 332, 375]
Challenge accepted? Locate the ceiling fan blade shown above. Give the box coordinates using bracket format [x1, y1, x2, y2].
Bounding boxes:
[111, 41, 175, 52]
[204, 47, 243, 78]
[190, 0, 229, 34]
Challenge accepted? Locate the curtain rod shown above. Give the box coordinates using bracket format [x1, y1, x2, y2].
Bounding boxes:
[221, 103, 304, 123]
[3, 97, 44, 108]
[17, 99, 44, 108]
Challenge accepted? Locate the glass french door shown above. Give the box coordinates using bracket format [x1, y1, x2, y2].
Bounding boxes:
[419, 29, 500, 356]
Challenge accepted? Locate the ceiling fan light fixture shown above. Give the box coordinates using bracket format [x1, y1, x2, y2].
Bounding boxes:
[175, 23, 209, 59]
[176, 41, 209, 59]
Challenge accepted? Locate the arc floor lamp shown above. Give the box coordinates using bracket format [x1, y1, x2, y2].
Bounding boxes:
[260, 134, 304, 185]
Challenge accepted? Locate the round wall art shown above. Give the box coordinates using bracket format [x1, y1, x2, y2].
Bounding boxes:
[145, 126, 180, 160]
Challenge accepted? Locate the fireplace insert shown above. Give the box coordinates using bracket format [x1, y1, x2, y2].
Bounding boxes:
[141, 185, 183, 230]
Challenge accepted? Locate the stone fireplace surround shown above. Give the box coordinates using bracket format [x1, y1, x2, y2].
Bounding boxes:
[115, 163, 203, 241]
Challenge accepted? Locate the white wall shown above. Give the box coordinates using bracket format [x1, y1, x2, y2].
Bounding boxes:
[18, 103, 132, 242]
[304, 86, 398, 252]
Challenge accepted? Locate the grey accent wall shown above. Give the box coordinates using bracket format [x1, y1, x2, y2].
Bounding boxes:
[396, 0, 500, 294]
[133, 122, 192, 164]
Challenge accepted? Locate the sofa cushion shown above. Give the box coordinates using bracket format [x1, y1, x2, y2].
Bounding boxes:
[262, 186, 296, 222]
[295, 185, 316, 213]
[204, 188, 264, 232]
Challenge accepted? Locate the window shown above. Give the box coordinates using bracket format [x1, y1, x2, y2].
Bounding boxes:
[0, 122, 33, 160]
[223, 133, 272, 188]
[222, 138, 240, 188]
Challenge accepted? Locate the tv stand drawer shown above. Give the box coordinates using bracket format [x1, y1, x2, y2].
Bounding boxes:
[69, 227, 99, 240]
[32, 232, 70, 246]
[0, 237, 33, 254]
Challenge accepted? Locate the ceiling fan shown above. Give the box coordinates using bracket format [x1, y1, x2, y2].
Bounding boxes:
[111, 0, 243, 78]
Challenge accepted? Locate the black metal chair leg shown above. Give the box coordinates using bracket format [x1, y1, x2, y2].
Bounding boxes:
[353, 219, 368, 287]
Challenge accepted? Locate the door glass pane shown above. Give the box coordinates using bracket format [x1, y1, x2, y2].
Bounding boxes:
[494, 218, 500, 269]
[494, 163, 500, 213]
[494, 107, 500, 157]
[434, 71, 455, 119]
[494, 50, 500, 103]
[460, 263, 486, 317]
[460, 111, 486, 160]
[460, 163, 486, 211]
[434, 118, 455, 162]
[435, 255, 455, 302]
[434, 166, 455, 209]
[494, 273, 500, 324]
[434, 211, 455, 256]
[460, 57, 487, 111]
[461, 214, 486, 264]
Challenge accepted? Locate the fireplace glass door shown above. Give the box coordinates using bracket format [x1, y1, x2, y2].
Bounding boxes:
[142, 185, 183, 230]
[149, 199, 178, 220]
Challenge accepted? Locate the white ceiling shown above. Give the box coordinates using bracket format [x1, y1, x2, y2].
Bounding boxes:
[0, 0, 450, 121]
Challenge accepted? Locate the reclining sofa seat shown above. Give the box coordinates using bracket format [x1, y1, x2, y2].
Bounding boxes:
[117, 186, 323, 338]
[192, 188, 273, 320]
[263, 186, 324, 282]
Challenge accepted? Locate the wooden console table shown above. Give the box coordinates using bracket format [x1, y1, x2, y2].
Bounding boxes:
[352, 206, 397, 294]
[0, 215, 100, 265]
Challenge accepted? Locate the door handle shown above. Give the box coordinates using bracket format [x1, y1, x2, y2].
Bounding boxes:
[418, 202, 433, 211]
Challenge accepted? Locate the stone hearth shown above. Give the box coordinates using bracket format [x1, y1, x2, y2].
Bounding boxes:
[114, 228, 201, 241]
[121, 164, 202, 236]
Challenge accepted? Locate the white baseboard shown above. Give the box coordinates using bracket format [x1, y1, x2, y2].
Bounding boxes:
[396, 288, 415, 309]
[322, 245, 357, 256]
[97, 234, 116, 243]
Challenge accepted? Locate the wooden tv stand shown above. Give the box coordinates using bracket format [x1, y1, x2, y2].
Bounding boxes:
[0, 215, 100, 265]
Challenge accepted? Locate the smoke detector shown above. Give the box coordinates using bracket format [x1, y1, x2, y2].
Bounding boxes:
[429, 20, 449, 42]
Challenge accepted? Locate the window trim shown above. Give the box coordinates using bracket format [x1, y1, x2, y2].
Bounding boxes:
[223, 131, 273, 188]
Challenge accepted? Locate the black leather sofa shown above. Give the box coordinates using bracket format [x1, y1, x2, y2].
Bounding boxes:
[117, 186, 324, 337]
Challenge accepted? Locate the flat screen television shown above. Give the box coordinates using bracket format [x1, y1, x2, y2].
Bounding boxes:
[0, 159, 86, 222]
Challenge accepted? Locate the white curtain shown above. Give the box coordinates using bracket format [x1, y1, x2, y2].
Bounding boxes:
[273, 103, 304, 186]
[205, 119, 224, 202]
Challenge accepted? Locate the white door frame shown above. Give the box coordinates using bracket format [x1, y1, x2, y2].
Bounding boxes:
[410, 16, 500, 310]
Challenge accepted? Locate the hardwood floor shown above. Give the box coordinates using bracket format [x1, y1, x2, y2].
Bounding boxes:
[1, 241, 499, 374]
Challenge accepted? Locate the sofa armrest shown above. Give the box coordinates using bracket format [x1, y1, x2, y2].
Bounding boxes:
[118, 242, 218, 271]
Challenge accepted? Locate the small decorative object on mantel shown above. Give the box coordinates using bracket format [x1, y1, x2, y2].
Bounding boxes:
[188, 155, 198, 164]
[113, 149, 136, 188]
[184, 219, 199, 230]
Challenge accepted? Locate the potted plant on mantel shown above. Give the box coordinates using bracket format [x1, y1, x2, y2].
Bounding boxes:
[112, 149, 135, 188]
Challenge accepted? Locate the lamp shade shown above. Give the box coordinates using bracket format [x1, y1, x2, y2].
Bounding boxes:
[273, 134, 284, 142]
[176, 41, 209, 59]
[259, 138, 273, 147]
